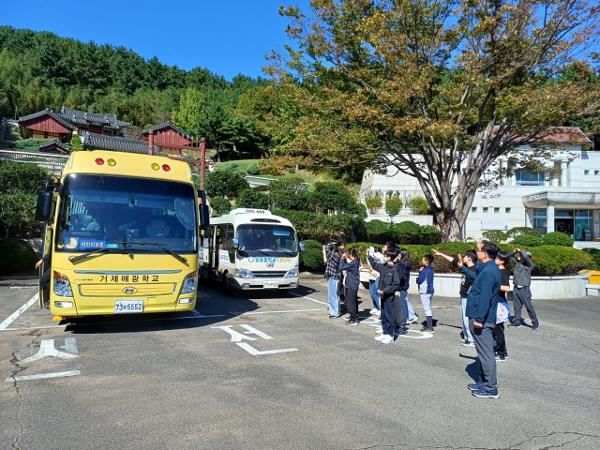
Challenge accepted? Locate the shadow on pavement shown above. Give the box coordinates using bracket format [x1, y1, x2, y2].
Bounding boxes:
[61, 282, 321, 334]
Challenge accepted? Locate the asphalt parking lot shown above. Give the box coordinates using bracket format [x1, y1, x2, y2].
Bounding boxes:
[0, 279, 599, 450]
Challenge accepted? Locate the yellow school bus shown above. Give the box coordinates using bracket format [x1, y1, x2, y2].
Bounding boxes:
[36, 150, 209, 319]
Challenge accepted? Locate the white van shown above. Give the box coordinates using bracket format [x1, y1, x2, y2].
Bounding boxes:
[200, 209, 301, 290]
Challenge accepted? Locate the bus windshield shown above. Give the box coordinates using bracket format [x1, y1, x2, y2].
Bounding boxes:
[236, 224, 298, 257]
[56, 174, 197, 254]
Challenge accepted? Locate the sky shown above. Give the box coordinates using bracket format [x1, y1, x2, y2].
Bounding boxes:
[1, 0, 311, 80]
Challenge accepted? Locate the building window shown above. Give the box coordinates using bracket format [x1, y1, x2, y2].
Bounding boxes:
[515, 170, 545, 186]
[584, 170, 590, 175]
[482, 207, 489, 214]
[532, 209, 547, 235]
[494, 207, 500, 213]
[471, 207, 477, 213]
[575, 210, 593, 241]
[505, 208, 511, 213]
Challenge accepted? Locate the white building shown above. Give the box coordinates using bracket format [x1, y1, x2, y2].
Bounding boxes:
[360, 127, 600, 246]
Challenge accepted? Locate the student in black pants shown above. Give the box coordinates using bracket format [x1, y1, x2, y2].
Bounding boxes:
[494, 253, 511, 362]
[340, 248, 361, 325]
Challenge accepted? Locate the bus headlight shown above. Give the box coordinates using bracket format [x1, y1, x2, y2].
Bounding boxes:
[181, 272, 197, 294]
[285, 268, 299, 278]
[235, 269, 255, 279]
[53, 271, 73, 297]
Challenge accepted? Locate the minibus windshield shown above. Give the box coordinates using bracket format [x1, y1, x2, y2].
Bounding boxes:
[236, 224, 297, 257]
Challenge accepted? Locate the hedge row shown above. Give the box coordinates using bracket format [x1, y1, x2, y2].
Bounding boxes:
[0, 238, 38, 276]
[365, 219, 443, 245]
[341, 242, 591, 276]
[274, 209, 366, 243]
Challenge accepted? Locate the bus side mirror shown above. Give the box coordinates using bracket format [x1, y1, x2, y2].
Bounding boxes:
[200, 204, 210, 229]
[232, 238, 240, 249]
[36, 192, 52, 221]
[299, 242, 305, 252]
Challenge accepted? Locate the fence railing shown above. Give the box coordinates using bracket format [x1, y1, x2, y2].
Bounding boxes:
[0, 149, 68, 175]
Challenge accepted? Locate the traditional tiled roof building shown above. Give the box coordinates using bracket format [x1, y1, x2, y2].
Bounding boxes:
[142, 122, 195, 156]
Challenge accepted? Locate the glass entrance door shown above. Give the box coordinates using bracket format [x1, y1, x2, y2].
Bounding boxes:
[555, 210, 574, 237]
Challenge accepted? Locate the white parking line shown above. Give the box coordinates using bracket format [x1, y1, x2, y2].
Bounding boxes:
[0, 293, 39, 330]
[290, 293, 327, 306]
[240, 308, 322, 315]
[5, 370, 80, 383]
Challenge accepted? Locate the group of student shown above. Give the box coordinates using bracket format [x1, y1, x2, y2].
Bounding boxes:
[323, 235, 540, 399]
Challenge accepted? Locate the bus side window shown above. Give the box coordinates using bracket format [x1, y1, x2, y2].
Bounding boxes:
[225, 225, 235, 262]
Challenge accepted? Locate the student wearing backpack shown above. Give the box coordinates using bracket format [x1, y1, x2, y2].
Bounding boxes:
[393, 249, 412, 336]
[368, 247, 401, 344]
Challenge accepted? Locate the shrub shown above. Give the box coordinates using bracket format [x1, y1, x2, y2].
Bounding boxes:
[482, 230, 508, 244]
[311, 181, 357, 214]
[389, 221, 442, 245]
[507, 227, 541, 239]
[365, 220, 390, 244]
[0, 161, 48, 194]
[300, 240, 324, 272]
[407, 196, 430, 215]
[258, 158, 286, 176]
[530, 246, 591, 275]
[270, 175, 307, 210]
[513, 234, 543, 247]
[205, 170, 249, 198]
[246, 162, 260, 175]
[385, 192, 403, 222]
[0, 191, 39, 238]
[225, 162, 239, 172]
[274, 209, 359, 243]
[542, 231, 574, 247]
[210, 197, 232, 216]
[582, 248, 600, 269]
[236, 189, 270, 210]
[345, 242, 590, 276]
[0, 238, 38, 276]
[364, 191, 383, 214]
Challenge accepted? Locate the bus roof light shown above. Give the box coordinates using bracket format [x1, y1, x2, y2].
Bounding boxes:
[107, 158, 116, 167]
[95, 158, 105, 165]
[162, 164, 171, 172]
[151, 163, 160, 171]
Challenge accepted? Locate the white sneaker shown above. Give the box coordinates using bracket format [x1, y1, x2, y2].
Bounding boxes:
[374, 309, 381, 317]
[406, 317, 419, 324]
[370, 308, 378, 315]
[374, 334, 386, 341]
[380, 335, 394, 344]
[374, 326, 383, 334]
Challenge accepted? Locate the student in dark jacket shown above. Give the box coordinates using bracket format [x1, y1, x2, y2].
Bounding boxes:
[493, 253, 511, 362]
[416, 254, 435, 333]
[433, 248, 477, 347]
[466, 243, 501, 399]
[511, 248, 539, 330]
[393, 250, 411, 336]
[368, 247, 400, 344]
[339, 248, 361, 325]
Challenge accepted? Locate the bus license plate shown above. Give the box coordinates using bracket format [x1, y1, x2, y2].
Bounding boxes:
[114, 300, 144, 313]
[263, 282, 279, 289]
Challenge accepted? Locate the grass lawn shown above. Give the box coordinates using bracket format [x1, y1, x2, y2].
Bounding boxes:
[0, 138, 53, 152]
[214, 159, 351, 186]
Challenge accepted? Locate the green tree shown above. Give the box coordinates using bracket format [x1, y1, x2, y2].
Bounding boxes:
[385, 192, 403, 223]
[172, 87, 203, 137]
[205, 170, 249, 199]
[408, 196, 430, 215]
[236, 189, 270, 210]
[277, 1, 600, 241]
[209, 197, 232, 217]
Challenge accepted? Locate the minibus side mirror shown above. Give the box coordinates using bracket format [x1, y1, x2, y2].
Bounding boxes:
[232, 238, 240, 249]
[36, 192, 52, 221]
[200, 204, 210, 229]
[299, 242, 305, 252]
